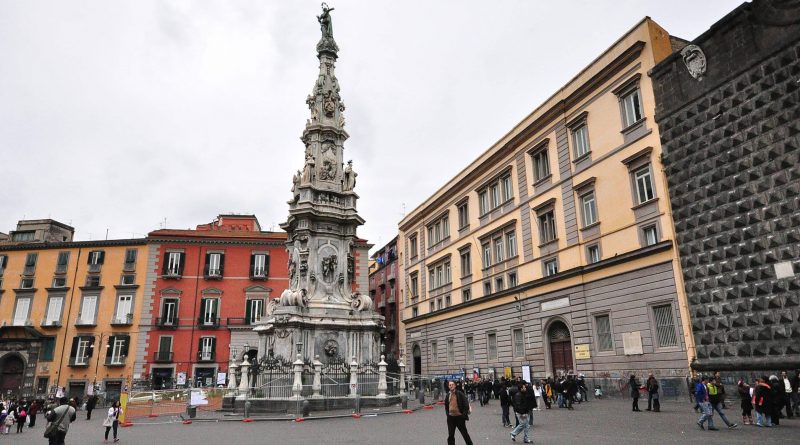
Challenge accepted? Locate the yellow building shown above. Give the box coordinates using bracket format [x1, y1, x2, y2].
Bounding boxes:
[0, 219, 150, 401]
[399, 19, 695, 394]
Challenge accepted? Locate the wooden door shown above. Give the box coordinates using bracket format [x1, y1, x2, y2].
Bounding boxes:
[550, 340, 573, 376]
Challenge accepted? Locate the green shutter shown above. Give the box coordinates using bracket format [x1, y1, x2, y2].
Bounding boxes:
[245, 300, 252, 324]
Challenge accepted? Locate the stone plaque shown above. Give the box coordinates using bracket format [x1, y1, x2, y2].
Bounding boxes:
[541, 297, 570, 311]
[622, 331, 643, 355]
[574, 344, 591, 360]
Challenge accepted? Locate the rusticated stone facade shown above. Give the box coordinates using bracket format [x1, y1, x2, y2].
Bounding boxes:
[650, 0, 800, 371]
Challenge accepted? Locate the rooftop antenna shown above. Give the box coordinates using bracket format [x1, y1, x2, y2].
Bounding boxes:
[105, 228, 109, 240]
[400, 203, 406, 219]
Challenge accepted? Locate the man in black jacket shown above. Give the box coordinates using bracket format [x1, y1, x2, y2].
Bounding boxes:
[445, 381, 473, 445]
[510, 384, 532, 443]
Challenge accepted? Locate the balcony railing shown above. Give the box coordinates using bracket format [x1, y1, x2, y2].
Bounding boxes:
[163, 269, 181, 279]
[68, 356, 90, 367]
[196, 317, 220, 328]
[40, 319, 62, 328]
[197, 351, 216, 362]
[88, 263, 102, 273]
[205, 269, 222, 280]
[105, 355, 126, 366]
[153, 351, 173, 363]
[250, 269, 267, 280]
[155, 318, 178, 329]
[110, 315, 134, 326]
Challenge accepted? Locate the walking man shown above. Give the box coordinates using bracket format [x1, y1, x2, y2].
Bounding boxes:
[708, 376, 738, 428]
[445, 381, 473, 445]
[510, 384, 532, 443]
[44, 397, 77, 445]
[696, 376, 718, 431]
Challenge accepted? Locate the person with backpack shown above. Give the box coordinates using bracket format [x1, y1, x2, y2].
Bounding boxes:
[15, 405, 26, 433]
[44, 397, 77, 445]
[708, 376, 738, 429]
[510, 384, 532, 443]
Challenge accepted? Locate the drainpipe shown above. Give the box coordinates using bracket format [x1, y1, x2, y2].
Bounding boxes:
[186, 246, 203, 386]
[56, 247, 83, 389]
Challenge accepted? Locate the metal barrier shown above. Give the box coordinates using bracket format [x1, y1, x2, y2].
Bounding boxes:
[125, 388, 233, 419]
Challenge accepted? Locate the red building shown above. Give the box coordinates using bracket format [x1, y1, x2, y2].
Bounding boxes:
[135, 215, 287, 389]
[369, 236, 399, 360]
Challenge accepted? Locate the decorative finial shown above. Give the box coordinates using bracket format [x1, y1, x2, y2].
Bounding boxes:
[316, 3, 339, 56]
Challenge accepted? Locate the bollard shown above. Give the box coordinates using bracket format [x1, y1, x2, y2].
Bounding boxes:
[302, 400, 310, 418]
[401, 394, 408, 410]
[418, 389, 425, 405]
[244, 400, 251, 419]
[187, 405, 197, 419]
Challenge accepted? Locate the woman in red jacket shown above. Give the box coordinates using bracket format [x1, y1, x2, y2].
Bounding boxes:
[753, 376, 772, 427]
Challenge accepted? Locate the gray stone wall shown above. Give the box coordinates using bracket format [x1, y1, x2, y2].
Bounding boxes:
[650, 0, 800, 370]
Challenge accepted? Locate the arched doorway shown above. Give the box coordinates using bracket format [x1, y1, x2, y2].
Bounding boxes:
[412, 344, 421, 376]
[0, 354, 25, 396]
[548, 321, 573, 377]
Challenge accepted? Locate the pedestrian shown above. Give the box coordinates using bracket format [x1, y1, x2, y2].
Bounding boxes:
[564, 375, 576, 410]
[509, 384, 532, 443]
[500, 383, 512, 427]
[791, 370, 800, 417]
[28, 399, 39, 428]
[695, 375, 718, 431]
[524, 382, 537, 424]
[533, 382, 544, 411]
[737, 379, 753, 425]
[86, 394, 97, 421]
[103, 400, 122, 443]
[44, 396, 77, 445]
[768, 375, 783, 426]
[645, 374, 659, 412]
[779, 371, 794, 419]
[708, 376, 738, 428]
[15, 405, 26, 433]
[543, 379, 553, 409]
[753, 376, 772, 427]
[577, 375, 588, 403]
[1, 409, 12, 434]
[629, 375, 641, 412]
[444, 381, 473, 445]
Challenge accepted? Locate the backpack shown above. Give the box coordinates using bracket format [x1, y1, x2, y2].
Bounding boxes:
[707, 383, 718, 396]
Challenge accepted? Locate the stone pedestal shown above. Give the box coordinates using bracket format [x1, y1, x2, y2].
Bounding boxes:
[291, 354, 304, 400]
[376, 355, 387, 398]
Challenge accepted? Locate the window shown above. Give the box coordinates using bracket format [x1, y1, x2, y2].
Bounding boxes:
[87, 251, 104, 272]
[427, 215, 450, 246]
[490, 184, 500, 208]
[643, 226, 658, 246]
[620, 89, 643, 128]
[587, 245, 601, 264]
[431, 341, 438, 363]
[572, 125, 590, 158]
[506, 232, 517, 258]
[458, 202, 469, 229]
[200, 298, 219, 326]
[205, 253, 223, 278]
[482, 243, 491, 268]
[445, 295, 451, 307]
[653, 304, 678, 347]
[462, 288, 471, 303]
[123, 249, 137, 271]
[495, 277, 504, 292]
[51, 277, 67, 288]
[544, 259, 558, 277]
[78, 295, 98, 325]
[115, 294, 133, 324]
[428, 261, 452, 290]
[20, 278, 35, 289]
[409, 235, 418, 258]
[508, 272, 517, 287]
[160, 298, 178, 326]
[483, 281, 492, 296]
[120, 274, 135, 285]
[246, 299, 264, 324]
[156, 336, 173, 362]
[634, 166, 655, 204]
[12, 231, 34, 241]
[70, 336, 94, 366]
[411, 307, 419, 318]
[532, 148, 550, 182]
[487, 332, 497, 361]
[107, 335, 129, 365]
[465, 336, 474, 362]
[478, 190, 489, 216]
[581, 192, 597, 227]
[460, 249, 471, 277]
[251, 253, 268, 279]
[538, 211, 557, 243]
[39, 337, 56, 362]
[45, 296, 64, 325]
[595, 314, 613, 352]
[55, 252, 70, 274]
[494, 237, 504, 263]
[13, 296, 32, 325]
[23, 253, 38, 275]
[513, 328, 524, 357]
[502, 175, 513, 202]
[85, 275, 100, 287]
[447, 338, 455, 364]
[199, 337, 216, 361]
[436, 298, 443, 310]
[410, 273, 419, 298]
[429, 301, 435, 313]
[164, 252, 184, 277]
[0, 255, 7, 274]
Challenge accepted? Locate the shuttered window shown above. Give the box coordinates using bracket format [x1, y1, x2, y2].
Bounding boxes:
[595, 315, 613, 352]
[653, 305, 678, 347]
[487, 332, 497, 361]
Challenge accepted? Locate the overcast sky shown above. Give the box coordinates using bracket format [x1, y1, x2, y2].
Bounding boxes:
[0, 0, 743, 250]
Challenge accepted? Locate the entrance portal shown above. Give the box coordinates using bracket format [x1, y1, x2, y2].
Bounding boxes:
[412, 344, 421, 376]
[0, 355, 24, 397]
[548, 321, 573, 377]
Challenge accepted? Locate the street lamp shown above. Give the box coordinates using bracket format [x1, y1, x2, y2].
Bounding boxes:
[90, 332, 110, 394]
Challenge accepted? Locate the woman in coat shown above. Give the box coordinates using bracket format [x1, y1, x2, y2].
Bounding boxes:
[103, 400, 122, 443]
[629, 375, 641, 412]
[738, 379, 753, 425]
[753, 376, 772, 427]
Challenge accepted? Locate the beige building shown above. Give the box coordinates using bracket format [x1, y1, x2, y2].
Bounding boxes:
[399, 18, 695, 395]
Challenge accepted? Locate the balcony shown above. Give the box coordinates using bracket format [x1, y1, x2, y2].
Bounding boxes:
[68, 356, 90, 367]
[105, 355, 126, 367]
[196, 317, 220, 329]
[250, 270, 267, 281]
[153, 351, 173, 363]
[155, 318, 178, 329]
[162, 269, 181, 280]
[40, 319, 62, 329]
[204, 269, 222, 280]
[197, 351, 216, 362]
[74, 316, 96, 327]
[110, 314, 134, 326]
[226, 317, 249, 326]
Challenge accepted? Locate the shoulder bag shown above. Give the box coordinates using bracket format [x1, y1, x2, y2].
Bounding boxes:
[43, 407, 69, 439]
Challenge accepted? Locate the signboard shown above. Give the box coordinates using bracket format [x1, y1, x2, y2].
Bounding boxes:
[541, 297, 570, 311]
[623, 331, 644, 355]
[190, 389, 209, 406]
[176, 372, 187, 386]
[504, 367, 512, 379]
[522, 365, 531, 383]
[216, 372, 227, 386]
[574, 344, 591, 360]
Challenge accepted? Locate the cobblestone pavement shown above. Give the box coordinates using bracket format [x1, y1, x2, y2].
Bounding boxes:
[9, 398, 799, 444]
